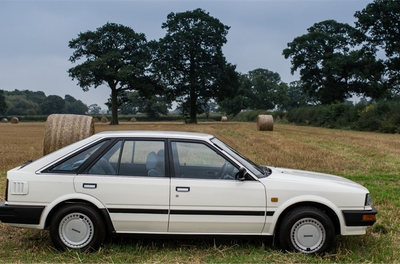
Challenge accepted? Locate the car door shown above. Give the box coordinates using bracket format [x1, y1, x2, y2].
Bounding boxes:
[168, 140, 267, 234]
[74, 139, 170, 233]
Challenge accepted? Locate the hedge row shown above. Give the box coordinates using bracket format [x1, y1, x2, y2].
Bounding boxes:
[229, 100, 400, 134]
[286, 101, 400, 133]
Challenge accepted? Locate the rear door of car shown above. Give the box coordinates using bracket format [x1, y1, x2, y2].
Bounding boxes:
[74, 138, 170, 233]
[168, 140, 267, 234]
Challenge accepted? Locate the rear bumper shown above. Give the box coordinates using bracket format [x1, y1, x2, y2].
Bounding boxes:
[0, 202, 44, 225]
[342, 206, 377, 227]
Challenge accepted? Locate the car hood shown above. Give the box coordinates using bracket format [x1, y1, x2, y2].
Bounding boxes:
[265, 167, 368, 192]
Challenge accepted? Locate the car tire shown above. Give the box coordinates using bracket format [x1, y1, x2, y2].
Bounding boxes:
[278, 206, 335, 254]
[50, 204, 105, 252]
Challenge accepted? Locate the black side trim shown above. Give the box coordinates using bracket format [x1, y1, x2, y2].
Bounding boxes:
[170, 210, 265, 216]
[108, 208, 169, 214]
[0, 202, 44, 225]
[107, 208, 267, 216]
[266, 211, 274, 216]
[342, 206, 378, 226]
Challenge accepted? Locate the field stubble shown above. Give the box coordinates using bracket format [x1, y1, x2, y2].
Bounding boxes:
[0, 121, 399, 263]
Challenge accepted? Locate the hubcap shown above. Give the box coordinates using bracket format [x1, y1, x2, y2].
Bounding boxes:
[290, 218, 325, 253]
[59, 213, 94, 249]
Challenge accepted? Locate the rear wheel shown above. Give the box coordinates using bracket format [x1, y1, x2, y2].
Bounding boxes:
[278, 206, 335, 254]
[50, 204, 105, 252]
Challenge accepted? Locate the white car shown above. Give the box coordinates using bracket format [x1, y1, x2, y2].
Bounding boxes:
[0, 131, 377, 254]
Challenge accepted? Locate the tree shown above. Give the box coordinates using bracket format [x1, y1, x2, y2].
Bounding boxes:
[64, 95, 88, 114]
[247, 68, 289, 110]
[88, 104, 101, 114]
[153, 9, 230, 123]
[105, 91, 139, 115]
[107, 91, 171, 118]
[40, 95, 65, 115]
[283, 20, 386, 104]
[68, 22, 154, 125]
[5, 95, 40, 115]
[282, 81, 317, 110]
[0, 90, 7, 114]
[355, 0, 400, 95]
[139, 95, 171, 119]
[218, 69, 290, 115]
[20, 90, 46, 105]
[218, 73, 251, 116]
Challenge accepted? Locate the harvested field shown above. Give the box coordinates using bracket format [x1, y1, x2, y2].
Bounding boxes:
[0, 122, 399, 263]
[1, 122, 398, 176]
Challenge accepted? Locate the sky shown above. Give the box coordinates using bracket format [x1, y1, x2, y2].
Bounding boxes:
[0, 0, 372, 110]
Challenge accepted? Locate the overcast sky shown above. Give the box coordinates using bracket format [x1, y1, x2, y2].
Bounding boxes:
[0, 0, 371, 109]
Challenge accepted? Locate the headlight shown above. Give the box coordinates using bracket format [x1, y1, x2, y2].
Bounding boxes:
[365, 193, 372, 206]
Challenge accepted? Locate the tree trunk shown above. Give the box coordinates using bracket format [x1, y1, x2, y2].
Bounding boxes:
[110, 87, 119, 125]
[189, 86, 197, 124]
[189, 52, 198, 124]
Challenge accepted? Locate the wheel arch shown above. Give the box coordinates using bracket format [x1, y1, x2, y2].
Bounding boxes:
[274, 201, 341, 236]
[43, 197, 114, 234]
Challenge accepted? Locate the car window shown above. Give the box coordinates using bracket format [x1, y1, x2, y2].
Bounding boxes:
[171, 142, 238, 180]
[88, 141, 122, 175]
[211, 138, 265, 178]
[50, 141, 106, 172]
[88, 140, 165, 177]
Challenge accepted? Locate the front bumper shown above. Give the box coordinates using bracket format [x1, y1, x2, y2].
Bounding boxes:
[0, 202, 44, 225]
[342, 206, 378, 227]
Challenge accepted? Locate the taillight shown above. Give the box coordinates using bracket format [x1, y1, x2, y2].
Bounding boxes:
[5, 179, 8, 201]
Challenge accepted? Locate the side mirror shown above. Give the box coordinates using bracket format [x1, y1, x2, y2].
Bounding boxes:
[236, 167, 246, 181]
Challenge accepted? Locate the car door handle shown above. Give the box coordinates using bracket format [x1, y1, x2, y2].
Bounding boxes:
[176, 187, 190, 192]
[83, 183, 97, 189]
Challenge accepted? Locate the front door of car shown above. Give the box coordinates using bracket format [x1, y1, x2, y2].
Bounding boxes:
[74, 139, 170, 233]
[168, 141, 267, 234]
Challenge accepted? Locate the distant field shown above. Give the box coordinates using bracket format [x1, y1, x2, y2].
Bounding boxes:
[0, 122, 399, 263]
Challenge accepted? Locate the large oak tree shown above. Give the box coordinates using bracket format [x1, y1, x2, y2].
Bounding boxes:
[153, 9, 230, 123]
[68, 22, 152, 125]
[283, 20, 386, 104]
[355, 0, 400, 95]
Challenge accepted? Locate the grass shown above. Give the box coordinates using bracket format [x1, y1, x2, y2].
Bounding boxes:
[0, 121, 399, 263]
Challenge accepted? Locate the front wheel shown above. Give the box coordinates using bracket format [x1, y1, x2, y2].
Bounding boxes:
[278, 206, 335, 254]
[50, 204, 105, 252]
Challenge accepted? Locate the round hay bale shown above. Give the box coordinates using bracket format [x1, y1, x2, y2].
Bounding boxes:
[130, 117, 137, 122]
[221, 116, 228, 122]
[43, 114, 95, 156]
[10, 117, 19, 124]
[101, 117, 108, 123]
[1, 118, 7, 123]
[93, 117, 99, 123]
[256, 115, 274, 131]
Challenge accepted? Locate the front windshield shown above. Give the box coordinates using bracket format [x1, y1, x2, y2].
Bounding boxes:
[211, 137, 266, 178]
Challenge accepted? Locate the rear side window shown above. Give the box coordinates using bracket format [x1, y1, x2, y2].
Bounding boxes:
[50, 141, 106, 172]
[88, 141, 122, 175]
[88, 140, 165, 177]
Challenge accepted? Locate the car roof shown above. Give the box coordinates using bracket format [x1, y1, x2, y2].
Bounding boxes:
[95, 130, 214, 140]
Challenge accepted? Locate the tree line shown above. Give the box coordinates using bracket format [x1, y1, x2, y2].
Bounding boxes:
[0, 90, 88, 116]
[68, 1, 398, 124]
[66, 8, 316, 124]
